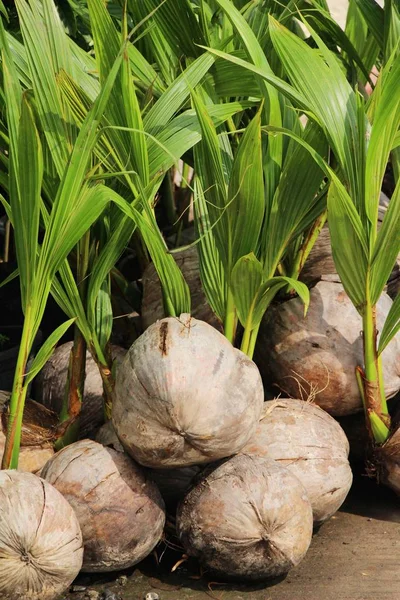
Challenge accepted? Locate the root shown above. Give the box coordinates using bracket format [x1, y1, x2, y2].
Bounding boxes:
[277, 362, 330, 404]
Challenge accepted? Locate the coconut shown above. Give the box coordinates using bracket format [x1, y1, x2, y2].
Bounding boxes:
[141, 247, 220, 330]
[40, 439, 165, 573]
[0, 470, 83, 600]
[241, 399, 353, 524]
[113, 313, 264, 468]
[176, 454, 313, 580]
[35, 342, 126, 439]
[255, 279, 400, 416]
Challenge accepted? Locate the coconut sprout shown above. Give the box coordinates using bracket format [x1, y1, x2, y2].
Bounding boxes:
[255, 280, 400, 416]
[241, 399, 353, 523]
[0, 471, 83, 600]
[41, 439, 165, 572]
[113, 314, 264, 468]
[177, 454, 313, 580]
[35, 342, 126, 439]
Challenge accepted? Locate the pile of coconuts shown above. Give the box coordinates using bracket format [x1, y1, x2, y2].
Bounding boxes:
[0, 308, 355, 598]
[109, 313, 353, 581]
[11, 210, 397, 595]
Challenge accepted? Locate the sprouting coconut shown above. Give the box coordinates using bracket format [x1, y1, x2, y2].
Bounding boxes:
[0, 433, 53, 473]
[41, 439, 165, 572]
[96, 420, 201, 509]
[113, 314, 264, 468]
[141, 247, 219, 330]
[176, 454, 313, 581]
[0, 470, 83, 600]
[241, 399, 353, 524]
[35, 342, 126, 438]
[255, 279, 400, 416]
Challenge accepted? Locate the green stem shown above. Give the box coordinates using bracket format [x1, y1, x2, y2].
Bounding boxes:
[224, 287, 237, 345]
[362, 296, 389, 443]
[247, 325, 260, 360]
[1, 308, 33, 469]
[240, 325, 252, 357]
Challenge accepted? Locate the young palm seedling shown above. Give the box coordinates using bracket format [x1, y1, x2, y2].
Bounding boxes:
[0, 9, 127, 468]
[206, 13, 400, 488]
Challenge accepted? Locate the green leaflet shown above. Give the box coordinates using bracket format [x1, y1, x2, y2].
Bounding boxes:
[24, 318, 76, 385]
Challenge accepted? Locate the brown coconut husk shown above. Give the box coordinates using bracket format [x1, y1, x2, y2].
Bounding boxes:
[0, 470, 83, 600]
[113, 314, 264, 468]
[34, 342, 126, 439]
[176, 454, 313, 581]
[0, 391, 55, 473]
[141, 246, 221, 330]
[41, 439, 166, 573]
[241, 399, 353, 524]
[255, 279, 400, 416]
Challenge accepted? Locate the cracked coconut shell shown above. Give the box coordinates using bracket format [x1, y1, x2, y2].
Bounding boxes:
[241, 399, 353, 524]
[0, 470, 83, 600]
[255, 280, 400, 416]
[112, 314, 264, 468]
[41, 439, 165, 573]
[177, 454, 313, 580]
[35, 342, 126, 438]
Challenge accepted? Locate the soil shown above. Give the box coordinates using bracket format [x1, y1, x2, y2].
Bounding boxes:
[60, 468, 400, 600]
